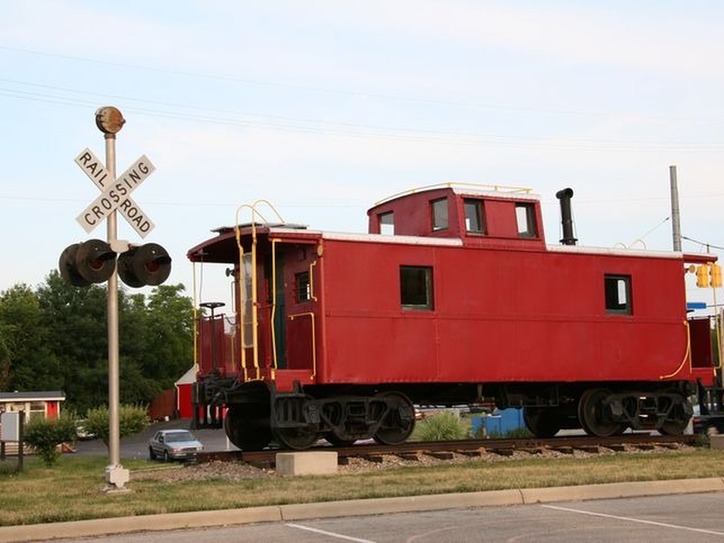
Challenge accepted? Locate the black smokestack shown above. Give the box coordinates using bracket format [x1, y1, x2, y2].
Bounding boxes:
[556, 188, 577, 246]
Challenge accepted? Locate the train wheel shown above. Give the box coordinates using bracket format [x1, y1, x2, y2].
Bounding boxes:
[523, 407, 562, 438]
[274, 426, 318, 450]
[578, 388, 624, 437]
[659, 392, 690, 435]
[325, 433, 357, 447]
[224, 405, 273, 451]
[659, 417, 689, 435]
[373, 392, 416, 445]
[273, 395, 319, 450]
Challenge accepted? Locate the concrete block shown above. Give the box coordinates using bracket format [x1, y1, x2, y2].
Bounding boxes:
[276, 451, 338, 476]
[710, 434, 724, 449]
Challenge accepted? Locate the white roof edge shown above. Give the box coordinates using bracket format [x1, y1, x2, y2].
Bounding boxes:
[272, 227, 681, 256]
[323, 231, 464, 246]
[373, 182, 538, 206]
[546, 244, 681, 259]
[452, 187, 541, 201]
[268, 227, 320, 236]
[269, 227, 463, 246]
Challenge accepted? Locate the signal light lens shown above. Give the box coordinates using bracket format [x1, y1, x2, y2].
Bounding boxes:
[59, 239, 116, 286]
[118, 243, 172, 288]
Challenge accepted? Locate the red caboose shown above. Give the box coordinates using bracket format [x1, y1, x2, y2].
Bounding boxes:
[187, 183, 718, 449]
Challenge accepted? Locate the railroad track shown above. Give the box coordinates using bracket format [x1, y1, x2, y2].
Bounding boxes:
[197, 433, 699, 467]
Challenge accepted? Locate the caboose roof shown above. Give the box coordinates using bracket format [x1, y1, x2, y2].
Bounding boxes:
[373, 182, 540, 207]
[187, 223, 322, 263]
[546, 244, 682, 259]
[188, 222, 702, 262]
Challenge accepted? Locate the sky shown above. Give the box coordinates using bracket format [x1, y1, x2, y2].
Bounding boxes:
[1, 1, 724, 313]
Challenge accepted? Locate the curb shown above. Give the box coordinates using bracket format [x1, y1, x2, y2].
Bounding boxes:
[1, 478, 722, 543]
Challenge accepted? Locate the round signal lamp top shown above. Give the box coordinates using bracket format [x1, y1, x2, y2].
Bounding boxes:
[95, 106, 125, 134]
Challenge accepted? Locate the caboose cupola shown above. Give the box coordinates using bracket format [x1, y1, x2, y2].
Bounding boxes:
[367, 182, 546, 249]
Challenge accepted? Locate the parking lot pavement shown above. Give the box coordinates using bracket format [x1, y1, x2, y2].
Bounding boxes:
[9, 485, 724, 542]
[71, 419, 236, 460]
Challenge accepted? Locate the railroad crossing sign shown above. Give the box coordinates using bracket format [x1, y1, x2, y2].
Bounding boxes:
[75, 148, 156, 238]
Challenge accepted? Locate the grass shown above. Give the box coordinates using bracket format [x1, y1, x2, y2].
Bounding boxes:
[1, 448, 723, 527]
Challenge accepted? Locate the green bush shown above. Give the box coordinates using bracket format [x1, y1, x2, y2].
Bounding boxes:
[0, 461, 18, 475]
[415, 411, 468, 441]
[23, 414, 77, 466]
[84, 404, 150, 448]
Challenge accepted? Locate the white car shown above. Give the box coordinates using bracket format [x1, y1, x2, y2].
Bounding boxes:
[148, 429, 203, 462]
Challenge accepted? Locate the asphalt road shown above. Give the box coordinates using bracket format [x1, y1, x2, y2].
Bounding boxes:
[72, 419, 236, 460]
[44, 492, 724, 542]
[6, 429, 724, 543]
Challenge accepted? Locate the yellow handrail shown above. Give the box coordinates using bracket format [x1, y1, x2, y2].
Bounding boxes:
[234, 201, 287, 381]
[713, 287, 722, 370]
[192, 261, 199, 372]
[659, 321, 691, 380]
[271, 238, 278, 370]
[309, 260, 318, 302]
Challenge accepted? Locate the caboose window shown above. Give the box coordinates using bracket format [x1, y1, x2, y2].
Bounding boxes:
[400, 266, 434, 310]
[604, 274, 632, 315]
[464, 199, 485, 234]
[516, 203, 537, 238]
[379, 212, 394, 235]
[296, 271, 311, 302]
[431, 198, 448, 231]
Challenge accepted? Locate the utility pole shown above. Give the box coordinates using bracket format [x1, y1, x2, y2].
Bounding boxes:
[670, 165, 682, 252]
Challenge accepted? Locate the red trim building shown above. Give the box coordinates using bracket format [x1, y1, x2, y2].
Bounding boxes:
[0, 391, 65, 421]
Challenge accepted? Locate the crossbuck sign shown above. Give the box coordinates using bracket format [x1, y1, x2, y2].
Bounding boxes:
[75, 148, 156, 238]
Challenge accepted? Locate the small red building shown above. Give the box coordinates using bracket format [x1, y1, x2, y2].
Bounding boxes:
[147, 368, 198, 421]
[175, 367, 196, 419]
[0, 391, 65, 421]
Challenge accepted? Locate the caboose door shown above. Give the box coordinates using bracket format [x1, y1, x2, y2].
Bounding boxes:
[689, 316, 714, 369]
[281, 243, 319, 374]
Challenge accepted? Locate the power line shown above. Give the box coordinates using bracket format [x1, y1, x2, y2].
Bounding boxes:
[682, 236, 724, 251]
[1, 45, 706, 121]
[3, 82, 723, 151]
[3, 46, 724, 148]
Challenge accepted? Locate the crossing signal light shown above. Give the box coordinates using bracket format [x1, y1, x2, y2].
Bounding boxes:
[117, 243, 172, 288]
[696, 265, 710, 288]
[712, 264, 722, 288]
[59, 239, 117, 287]
[695, 263, 722, 288]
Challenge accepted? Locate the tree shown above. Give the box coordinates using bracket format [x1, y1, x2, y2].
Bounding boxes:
[36, 272, 108, 413]
[0, 322, 12, 391]
[23, 414, 77, 467]
[83, 404, 149, 448]
[4, 273, 195, 414]
[143, 284, 194, 387]
[117, 283, 194, 405]
[0, 284, 61, 392]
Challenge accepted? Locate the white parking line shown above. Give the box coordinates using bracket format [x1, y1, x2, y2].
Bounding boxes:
[286, 523, 378, 542]
[542, 504, 724, 536]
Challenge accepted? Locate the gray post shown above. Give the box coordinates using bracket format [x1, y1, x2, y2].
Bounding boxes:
[18, 411, 24, 472]
[669, 165, 682, 252]
[96, 107, 130, 491]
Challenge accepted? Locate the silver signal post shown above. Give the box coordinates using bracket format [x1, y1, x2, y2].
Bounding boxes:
[69, 107, 167, 490]
[96, 106, 130, 492]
